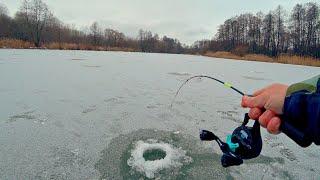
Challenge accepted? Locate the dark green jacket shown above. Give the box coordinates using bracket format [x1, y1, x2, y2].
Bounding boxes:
[283, 75, 320, 145]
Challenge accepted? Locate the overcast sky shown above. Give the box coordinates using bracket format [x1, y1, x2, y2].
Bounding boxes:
[1, 0, 317, 45]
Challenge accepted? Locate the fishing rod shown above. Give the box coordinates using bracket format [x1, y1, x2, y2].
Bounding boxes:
[171, 75, 312, 167]
[171, 75, 246, 107]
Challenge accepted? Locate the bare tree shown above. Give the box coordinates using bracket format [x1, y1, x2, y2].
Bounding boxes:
[273, 5, 287, 55]
[0, 3, 11, 38]
[289, 3, 320, 56]
[211, 2, 319, 58]
[317, 18, 320, 56]
[290, 4, 306, 54]
[305, 2, 319, 54]
[16, 0, 53, 47]
[104, 28, 125, 47]
[90, 22, 103, 46]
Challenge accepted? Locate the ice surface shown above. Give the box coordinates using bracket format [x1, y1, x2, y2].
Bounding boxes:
[0, 49, 319, 179]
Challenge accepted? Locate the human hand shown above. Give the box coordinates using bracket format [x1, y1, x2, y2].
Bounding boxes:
[241, 83, 289, 134]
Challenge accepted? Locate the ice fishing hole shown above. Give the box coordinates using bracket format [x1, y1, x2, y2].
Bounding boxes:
[127, 140, 193, 178]
[143, 148, 167, 161]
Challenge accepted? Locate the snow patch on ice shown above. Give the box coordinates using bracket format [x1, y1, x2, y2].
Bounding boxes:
[127, 139, 192, 178]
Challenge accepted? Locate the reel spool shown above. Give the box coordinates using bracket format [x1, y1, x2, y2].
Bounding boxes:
[200, 113, 262, 167]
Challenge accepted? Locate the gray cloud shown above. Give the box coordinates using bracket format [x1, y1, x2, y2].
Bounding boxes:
[3, 0, 315, 45]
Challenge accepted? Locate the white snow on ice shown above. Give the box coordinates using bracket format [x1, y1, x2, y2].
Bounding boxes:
[127, 139, 192, 178]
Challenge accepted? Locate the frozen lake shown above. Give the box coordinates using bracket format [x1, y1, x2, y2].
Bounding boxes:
[0, 49, 319, 179]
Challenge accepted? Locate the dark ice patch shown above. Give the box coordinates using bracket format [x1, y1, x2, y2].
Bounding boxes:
[279, 148, 297, 161]
[217, 110, 241, 123]
[146, 105, 158, 109]
[82, 105, 97, 114]
[8, 110, 37, 122]
[71, 58, 87, 61]
[168, 72, 191, 76]
[242, 76, 270, 81]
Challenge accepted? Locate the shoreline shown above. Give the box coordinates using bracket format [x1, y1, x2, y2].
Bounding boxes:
[203, 51, 320, 67]
[1, 40, 319, 67]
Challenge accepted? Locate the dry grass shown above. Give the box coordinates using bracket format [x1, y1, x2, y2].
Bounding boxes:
[105, 46, 136, 52]
[0, 39, 137, 52]
[276, 55, 320, 67]
[46, 42, 75, 50]
[0, 39, 34, 49]
[46, 42, 136, 52]
[243, 54, 274, 62]
[204, 51, 320, 67]
[205, 51, 241, 60]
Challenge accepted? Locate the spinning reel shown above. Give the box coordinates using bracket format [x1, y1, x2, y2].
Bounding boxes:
[200, 113, 262, 167]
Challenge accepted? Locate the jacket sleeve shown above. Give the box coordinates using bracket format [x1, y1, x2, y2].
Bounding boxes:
[283, 75, 320, 145]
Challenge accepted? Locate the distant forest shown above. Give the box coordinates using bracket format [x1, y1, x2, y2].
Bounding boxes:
[0, 1, 319, 58]
[195, 3, 320, 58]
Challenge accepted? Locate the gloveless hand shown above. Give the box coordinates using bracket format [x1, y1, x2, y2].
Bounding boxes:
[241, 83, 289, 134]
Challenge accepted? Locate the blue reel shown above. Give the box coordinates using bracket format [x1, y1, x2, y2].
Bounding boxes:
[200, 113, 262, 167]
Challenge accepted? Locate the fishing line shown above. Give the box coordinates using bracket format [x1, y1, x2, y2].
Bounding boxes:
[170, 75, 263, 167]
[170, 75, 310, 168]
[170, 75, 246, 107]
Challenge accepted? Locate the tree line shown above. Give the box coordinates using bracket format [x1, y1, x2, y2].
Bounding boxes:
[194, 3, 320, 58]
[0, 0, 185, 53]
[0, 1, 319, 58]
